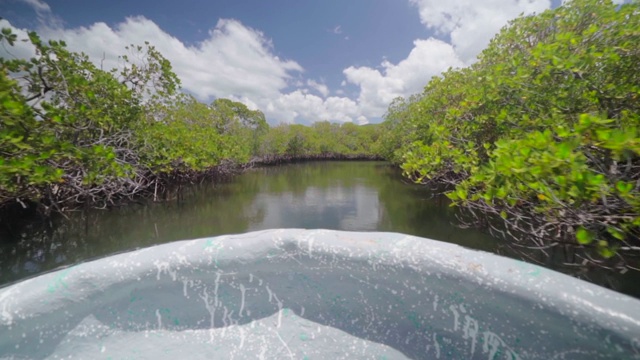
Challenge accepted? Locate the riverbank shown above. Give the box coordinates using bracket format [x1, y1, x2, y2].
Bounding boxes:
[0, 155, 385, 227]
[248, 153, 383, 166]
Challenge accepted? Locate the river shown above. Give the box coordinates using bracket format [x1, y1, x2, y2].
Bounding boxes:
[1, 161, 638, 297]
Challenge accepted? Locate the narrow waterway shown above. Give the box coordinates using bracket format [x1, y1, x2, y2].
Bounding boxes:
[1, 161, 638, 297]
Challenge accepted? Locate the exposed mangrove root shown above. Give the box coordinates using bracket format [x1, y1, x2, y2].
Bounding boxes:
[247, 153, 383, 167]
[0, 156, 384, 226]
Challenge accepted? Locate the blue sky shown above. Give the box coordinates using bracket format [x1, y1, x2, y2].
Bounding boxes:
[1, 0, 579, 124]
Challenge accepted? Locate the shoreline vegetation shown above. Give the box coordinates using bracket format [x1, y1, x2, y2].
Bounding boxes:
[378, 0, 640, 272]
[0, 28, 384, 220]
[248, 153, 383, 166]
[1, 0, 639, 275]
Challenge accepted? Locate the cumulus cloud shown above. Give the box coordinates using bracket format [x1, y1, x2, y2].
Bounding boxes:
[343, 38, 463, 117]
[306, 79, 330, 97]
[40, 17, 303, 101]
[409, 0, 551, 63]
[265, 90, 359, 124]
[0, 20, 38, 60]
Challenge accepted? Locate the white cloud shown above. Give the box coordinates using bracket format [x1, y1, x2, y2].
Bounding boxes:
[356, 116, 369, 125]
[40, 17, 303, 101]
[0, 20, 38, 60]
[409, 0, 550, 63]
[343, 38, 463, 117]
[306, 79, 329, 97]
[265, 90, 359, 124]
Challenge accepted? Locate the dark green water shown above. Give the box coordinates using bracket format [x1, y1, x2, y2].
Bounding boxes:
[1, 161, 638, 297]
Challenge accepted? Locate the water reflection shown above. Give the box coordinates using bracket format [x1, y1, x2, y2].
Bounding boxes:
[247, 185, 380, 231]
[1, 161, 638, 297]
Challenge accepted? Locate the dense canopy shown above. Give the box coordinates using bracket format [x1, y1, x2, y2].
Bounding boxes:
[378, 0, 640, 271]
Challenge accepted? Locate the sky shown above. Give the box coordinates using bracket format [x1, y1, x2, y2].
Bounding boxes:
[0, 0, 590, 125]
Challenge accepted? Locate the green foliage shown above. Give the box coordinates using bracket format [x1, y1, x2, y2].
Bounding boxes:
[136, 95, 274, 174]
[0, 68, 63, 202]
[137, 95, 224, 173]
[259, 121, 381, 159]
[0, 27, 217, 210]
[0, 27, 379, 214]
[380, 0, 640, 268]
[210, 98, 269, 157]
[0, 29, 159, 207]
[452, 113, 639, 257]
[376, 95, 432, 164]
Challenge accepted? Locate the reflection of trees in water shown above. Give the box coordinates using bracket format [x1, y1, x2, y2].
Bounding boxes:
[2, 161, 639, 298]
[374, 165, 500, 252]
[1, 162, 387, 285]
[250, 161, 379, 195]
[376, 165, 640, 298]
[0, 177, 265, 286]
[493, 235, 640, 298]
[245, 161, 390, 231]
[1, 214, 86, 285]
